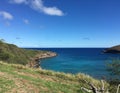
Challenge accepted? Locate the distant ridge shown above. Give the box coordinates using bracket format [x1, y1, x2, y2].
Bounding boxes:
[104, 45, 120, 53]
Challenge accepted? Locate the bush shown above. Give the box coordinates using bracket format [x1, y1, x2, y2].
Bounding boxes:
[0, 51, 12, 61]
[107, 59, 120, 85]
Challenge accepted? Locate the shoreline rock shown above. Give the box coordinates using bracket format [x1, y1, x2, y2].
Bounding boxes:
[28, 51, 57, 68]
[103, 45, 120, 54]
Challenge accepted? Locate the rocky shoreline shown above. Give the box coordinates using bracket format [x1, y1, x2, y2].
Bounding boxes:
[103, 45, 120, 54]
[28, 51, 57, 68]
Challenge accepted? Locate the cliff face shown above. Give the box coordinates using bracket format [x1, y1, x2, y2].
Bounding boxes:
[104, 45, 120, 53]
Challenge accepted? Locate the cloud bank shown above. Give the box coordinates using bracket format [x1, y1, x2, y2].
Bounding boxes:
[0, 11, 13, 20]
[10, 0, 64, 16]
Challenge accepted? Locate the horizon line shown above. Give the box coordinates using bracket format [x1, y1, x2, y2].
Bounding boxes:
[21, 47, 109, 48]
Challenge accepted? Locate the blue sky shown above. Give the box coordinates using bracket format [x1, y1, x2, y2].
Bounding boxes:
[0, 0, 120, 47]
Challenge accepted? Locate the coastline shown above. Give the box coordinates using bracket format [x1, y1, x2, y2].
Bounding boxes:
[28, 51, 57, 68]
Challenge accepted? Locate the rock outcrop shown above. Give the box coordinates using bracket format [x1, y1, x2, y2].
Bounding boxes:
[103, 45, 120, 53]
[28, 52, 57, 68]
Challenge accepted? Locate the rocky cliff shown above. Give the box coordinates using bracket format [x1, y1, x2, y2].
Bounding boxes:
[103, 45, 120, 53]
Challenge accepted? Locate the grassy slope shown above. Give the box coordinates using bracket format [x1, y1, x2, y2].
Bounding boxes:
[0, 41, 48, 65]
[0, 61, 109, 93]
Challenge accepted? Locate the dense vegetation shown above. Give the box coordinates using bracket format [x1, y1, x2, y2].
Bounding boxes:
[0, 40, 47, 65]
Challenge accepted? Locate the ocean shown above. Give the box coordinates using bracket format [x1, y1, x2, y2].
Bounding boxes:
[29, 48, 120, 79]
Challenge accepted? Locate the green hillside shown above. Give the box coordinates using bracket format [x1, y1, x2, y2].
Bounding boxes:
[0, 61, 109, 93]
[0, 40, 52, 65]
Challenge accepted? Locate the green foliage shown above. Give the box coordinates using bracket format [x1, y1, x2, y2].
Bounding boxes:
[107, 59, 120, 76]
[107, 59, 120, 85]
[0, 41, 46, 65]
[0, 51, 11, 61]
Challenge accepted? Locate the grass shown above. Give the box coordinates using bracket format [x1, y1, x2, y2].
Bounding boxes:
[0, 61, 110, 93]
[0, 40, 52, 65]
[0, 77, 15, 93]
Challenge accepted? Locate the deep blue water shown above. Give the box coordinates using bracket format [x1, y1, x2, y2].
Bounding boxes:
[28, 48, 120, 79]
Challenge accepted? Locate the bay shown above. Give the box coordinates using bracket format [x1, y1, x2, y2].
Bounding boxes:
[29, 48, 120, 79]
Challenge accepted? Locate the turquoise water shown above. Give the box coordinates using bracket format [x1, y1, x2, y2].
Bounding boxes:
[32, 48, 120, 78]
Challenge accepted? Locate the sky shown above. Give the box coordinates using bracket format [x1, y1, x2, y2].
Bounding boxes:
[0, 0, 120, 48]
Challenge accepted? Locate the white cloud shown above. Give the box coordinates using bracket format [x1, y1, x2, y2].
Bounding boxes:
[43, 7, 64, 16]
[23, 19, 29, 24]
[10, 0, 64, 16]
[0, 11, 13, 20]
